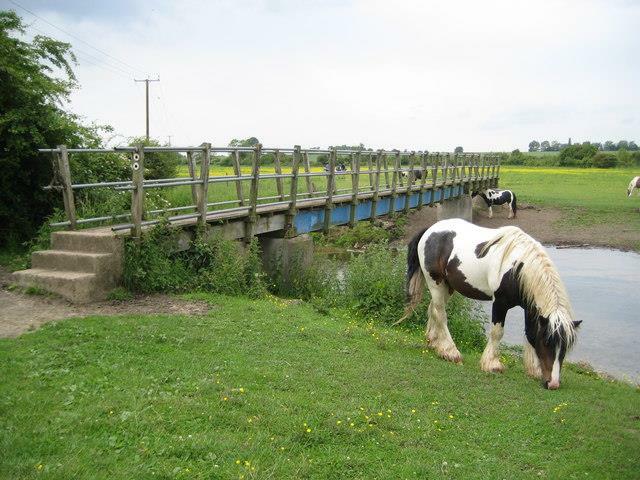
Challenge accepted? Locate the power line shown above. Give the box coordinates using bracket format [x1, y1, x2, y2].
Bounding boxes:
[25, 23, 132, 80]
[9, 0, 147, 76]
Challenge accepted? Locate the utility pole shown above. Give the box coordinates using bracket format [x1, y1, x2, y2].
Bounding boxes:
[134, 77, 160, 140]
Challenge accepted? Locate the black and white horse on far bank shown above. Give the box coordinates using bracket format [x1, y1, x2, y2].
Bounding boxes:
[472, 188, 517, 219]
[396, 219, 581, 390]
[628, 176, 640, 197]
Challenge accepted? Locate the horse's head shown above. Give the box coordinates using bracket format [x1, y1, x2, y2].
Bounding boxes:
[530, 316, 582, 389]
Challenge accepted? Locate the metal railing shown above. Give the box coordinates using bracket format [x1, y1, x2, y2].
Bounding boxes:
[40, 144, 500, 238]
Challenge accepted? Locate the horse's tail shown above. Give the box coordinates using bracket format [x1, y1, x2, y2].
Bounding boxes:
[394, 227, 428, 326]
[511, 191, 517, 217]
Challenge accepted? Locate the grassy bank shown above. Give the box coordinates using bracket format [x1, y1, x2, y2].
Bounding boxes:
[1, 294, 638, 479]
[500, 166, 640, 231]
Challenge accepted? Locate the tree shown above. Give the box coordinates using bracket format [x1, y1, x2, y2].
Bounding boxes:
[591, 142, 603, 151]
[604, 141, 616, 151]
[550, 141, 561, 151]
[540, 140, 550, 152]
[528, 140, 540, 152]
[628, 141, 639, 151]
[454, 146, 463, 154]
[0, 10, 103, 246]
[228, 137, 260, 148]
[617, 148, 633, 168]
[617, 140, 629, 151]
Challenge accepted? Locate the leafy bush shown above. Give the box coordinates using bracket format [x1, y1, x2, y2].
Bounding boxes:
[123, 223, 266, 297]
[129, 137, 183, 180]
[617, 148, 633, 168]
[558, 143, 597, 166]
[591, 152, 617, 168]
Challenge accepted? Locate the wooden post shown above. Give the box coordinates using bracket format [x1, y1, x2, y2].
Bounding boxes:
[382, 152, 390, 189]
[440, 154, 449, 203]
[474, 154, 481, 191]
[417, 152, 428, 209]
[349, 152, 361, 227]
[390, 151, 400, 215]
[496, 155, 501, 187]
[232, 149, 245, 206]
[285, 145, 301, 235]
[323, 147, 337, 233]
[56, 145, 77, 230]
[367, 152, 374, 190]
[370, 149, 382, 220]
[450, 152, 458, 197]
[130, 145, 145, 239]
[429, 154, 439, 206]
[245, 144, 261, 241]
[480, 154, 487, 189]
[198, 143, 211, 227]
[404, 151, 416, 214]
[303, 151, 314, 198]
[187, 151, 200, 207]
[273, 149, 285, 201]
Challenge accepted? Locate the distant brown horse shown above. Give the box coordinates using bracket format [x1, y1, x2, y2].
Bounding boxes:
[628, 176, 640, 197]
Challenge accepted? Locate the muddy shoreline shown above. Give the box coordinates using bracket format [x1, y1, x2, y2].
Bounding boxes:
[401, 200, 639, 252]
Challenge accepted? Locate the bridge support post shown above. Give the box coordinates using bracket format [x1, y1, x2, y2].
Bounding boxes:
[259, 233, 314, 292]
[436, 193, 473, 222]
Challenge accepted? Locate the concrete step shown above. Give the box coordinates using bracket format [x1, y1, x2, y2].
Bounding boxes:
[12, 269, 110, 303]
[51, 230, 123, 254]
[31, 250, 115, 274]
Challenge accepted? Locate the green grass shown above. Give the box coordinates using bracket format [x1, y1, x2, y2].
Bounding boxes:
[500, 166, 640, 231]
[1, 294, 638, 479]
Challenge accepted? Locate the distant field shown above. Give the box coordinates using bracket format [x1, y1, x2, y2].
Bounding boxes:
[500, 166, 640, 229]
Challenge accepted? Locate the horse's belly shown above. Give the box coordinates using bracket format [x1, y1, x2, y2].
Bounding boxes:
[445, 257, 493, 301]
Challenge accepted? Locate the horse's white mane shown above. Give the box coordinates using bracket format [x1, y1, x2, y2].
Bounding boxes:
[482, 226, 576, 346]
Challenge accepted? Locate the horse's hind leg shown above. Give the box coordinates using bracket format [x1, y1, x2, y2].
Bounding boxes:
[480, 303, 506, 373]
[426, 281, 462, 363]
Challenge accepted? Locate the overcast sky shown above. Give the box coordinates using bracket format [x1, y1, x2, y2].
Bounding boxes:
[5, 0, 640, 151]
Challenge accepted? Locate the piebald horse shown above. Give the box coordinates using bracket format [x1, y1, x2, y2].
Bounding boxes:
[398, 219, 580, 389]
[472, 189, 517, 218]
[628, 176, 640, 197]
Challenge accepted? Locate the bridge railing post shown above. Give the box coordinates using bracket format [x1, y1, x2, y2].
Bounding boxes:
[417, 151, 429, 209]
[495, 154, 501, 187]
[285, 145, 301, 235]
[274, 148, 285, 202]
[366, 152, 374, 191]
[56, 145, 77, 230]
[130, 145, 145, 239]
[370, 149, 382, 221]
[349, 151, 361, 227]
[303, 151, 314, 198]
[390, 151, 400, 215]
[404, 151, 416, 214]
[382, 152, 390, 189]
[429, 153, 439, 206]
[245, 144, 262, 241]
[187, 150, 200, 208]
[197, 143, 211, 227]
[323, 147, 337, 232]
[440, 154, 449, 203]
[450, 152, 458, 196]
[232, 149, 245, 206]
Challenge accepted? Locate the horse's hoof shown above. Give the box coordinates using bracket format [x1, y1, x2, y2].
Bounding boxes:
[480, 358, 505, 373]
[440, 350, 463, 364]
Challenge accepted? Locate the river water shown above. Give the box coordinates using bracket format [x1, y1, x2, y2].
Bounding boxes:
[479, 247, 640, 383]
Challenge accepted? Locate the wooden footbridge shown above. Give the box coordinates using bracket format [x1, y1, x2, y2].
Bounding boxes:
[14, 144, 499, 302]
[41, 144, 500, 239]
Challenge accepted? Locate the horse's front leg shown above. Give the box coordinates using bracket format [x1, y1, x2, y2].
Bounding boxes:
[426, 283, 462, 363]
[488, 204, 493, 218]
[480, 302, 506, 373]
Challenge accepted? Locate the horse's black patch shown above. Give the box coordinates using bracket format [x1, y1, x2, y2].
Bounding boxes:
[446, 256, 492, 301]
[491, 262, 524, 325]
[474, 238, 499, 258]
[423, 231, 456, 285]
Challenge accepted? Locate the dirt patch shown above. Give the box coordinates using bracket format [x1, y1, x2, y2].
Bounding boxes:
[0, 268, 211, 339]
[398, 200, 638, 251]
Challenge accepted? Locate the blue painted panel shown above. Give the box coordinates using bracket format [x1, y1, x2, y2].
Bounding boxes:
[375, 197, 391, 216]
[293, 187, 470, 233]
[331, 204, 351, 226]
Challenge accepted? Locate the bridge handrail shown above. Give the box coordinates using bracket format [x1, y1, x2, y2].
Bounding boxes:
[39, 144, 501, 236]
